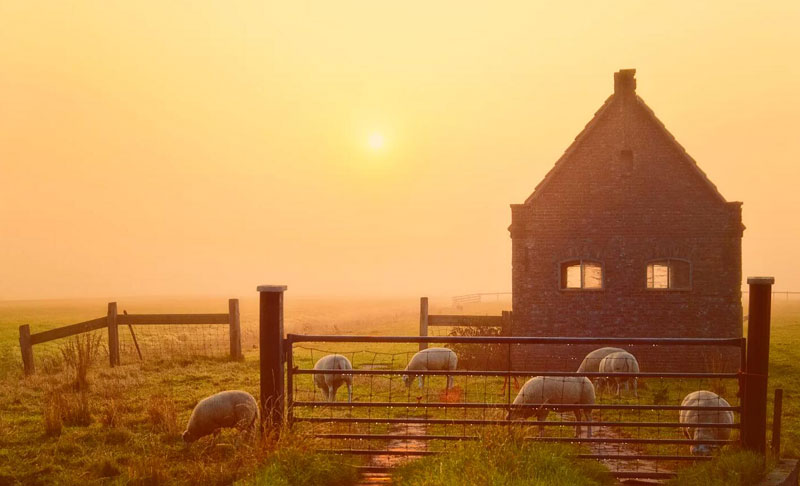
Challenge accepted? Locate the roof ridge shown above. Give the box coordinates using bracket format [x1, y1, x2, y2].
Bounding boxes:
[523, 94, 615, 204]
[632, 95, 728, 203]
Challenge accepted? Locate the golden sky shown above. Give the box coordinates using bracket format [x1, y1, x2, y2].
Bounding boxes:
[1, 1, 799, 300]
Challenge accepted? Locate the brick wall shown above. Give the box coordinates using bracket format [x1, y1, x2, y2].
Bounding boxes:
[509, 71, 744, 372]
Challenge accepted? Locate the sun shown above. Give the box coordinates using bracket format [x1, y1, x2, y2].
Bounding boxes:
[367, 132, 385, 151]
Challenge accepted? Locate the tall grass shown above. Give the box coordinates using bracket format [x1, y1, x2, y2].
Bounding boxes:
[393, 429, 614, 486]
[664, 449, 765, 486]
[244, 432, 360, 486]
[60, 332, 103, 391]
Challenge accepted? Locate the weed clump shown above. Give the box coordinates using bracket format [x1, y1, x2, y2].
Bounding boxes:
[664, 449, 766, 486]
[147, 395, 180, 437]
[60, 333, 103, 391]
[42, 390, 64, 437]
[393, 429, 614, 486]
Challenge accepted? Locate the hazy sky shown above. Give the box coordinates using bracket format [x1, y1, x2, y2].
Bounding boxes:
[1, 1, 799, 300]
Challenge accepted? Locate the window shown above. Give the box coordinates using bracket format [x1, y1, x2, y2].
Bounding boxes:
[646, 259, 691, 290]
[560, 260, 604, 290]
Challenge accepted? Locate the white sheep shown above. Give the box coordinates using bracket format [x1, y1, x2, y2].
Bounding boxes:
[506, 376, 595, 438]
[313, 354, 353, 402]
[182, 390, 258, 443]
[402, 347, 458, 390]
[577, 347, 625, 374]
[598, 351, 640, 398]
[679, 390, 734, 455]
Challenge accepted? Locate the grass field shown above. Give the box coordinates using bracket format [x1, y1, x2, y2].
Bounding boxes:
[0, 295, 796, 484]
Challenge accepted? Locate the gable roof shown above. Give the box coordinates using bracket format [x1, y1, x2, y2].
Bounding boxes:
[524, 70, 729, 205]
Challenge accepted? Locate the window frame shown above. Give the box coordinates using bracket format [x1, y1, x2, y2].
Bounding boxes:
[559, 258, 605, 291]
[645, 258, 692, 291]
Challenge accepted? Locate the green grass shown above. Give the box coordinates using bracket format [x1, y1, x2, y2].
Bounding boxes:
[241, 432, 360, 486]
[0, 296, 796, 484]
[393, 430, 614, 486]
[663, 449, 766, 486]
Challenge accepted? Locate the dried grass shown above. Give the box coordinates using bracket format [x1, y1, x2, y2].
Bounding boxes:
[60, 332, 103, 391]
[147, 395, 180, 436]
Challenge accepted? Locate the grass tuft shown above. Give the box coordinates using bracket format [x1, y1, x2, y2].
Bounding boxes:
[60, 333, 103, 391]
[147, 395, 180, 437]
[42, 389, 63, 437]
[393, 429, 614, 486]
[245, 431, 360, 486]
[664, 449, 765, 486]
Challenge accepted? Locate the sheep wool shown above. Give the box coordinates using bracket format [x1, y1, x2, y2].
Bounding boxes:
[182, 390, 258, 443]
[402, 347, 458, 389]
[508, 376, 595, 438]
[313, 354, 354, 402]
[679, 390, 734, 455]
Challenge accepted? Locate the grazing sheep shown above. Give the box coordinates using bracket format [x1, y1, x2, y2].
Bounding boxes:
[598, 351, 640, 398]
[182, 390, 258, 443]
[402, 347, 458, 390]
[506, 376, 595, 438]
[313, 354, 353, 402]
[679, 390, 734, 455]
[577, 347, 625, 374]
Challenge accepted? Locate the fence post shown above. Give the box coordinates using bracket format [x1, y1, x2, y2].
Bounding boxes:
[772, 388, 783, 457]
[107, 302, 119, 367]
[419, 297, 428, 352]
[19, 325, 34, 375]
[742, 276, 773, 453]
[229, 298, 242, 360]
[258, 285, 287, 433]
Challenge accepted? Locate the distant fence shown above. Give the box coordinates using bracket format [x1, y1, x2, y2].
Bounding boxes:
[741, 290, 800, 301]
[18, 299, 241, 375]
[418, 297, 511, 350]
[452, 292, 511, 307]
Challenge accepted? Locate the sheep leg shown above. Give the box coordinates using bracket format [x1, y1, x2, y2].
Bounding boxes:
[537, 410, 548, 437]
[446, 375, 453, 390]
[573, 410, 582, 438]
[615, 380, 621, 397]
[634, 378, 638, 398]
[418, 375, 424, 389]
[347, 383, 352, 403]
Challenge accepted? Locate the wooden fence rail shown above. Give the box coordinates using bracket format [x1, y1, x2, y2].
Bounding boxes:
[419, 296, 511, 351]
[18, 298, 241, 375]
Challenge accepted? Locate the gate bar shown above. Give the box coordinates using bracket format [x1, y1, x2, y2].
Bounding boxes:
[287, 334, 744, 346]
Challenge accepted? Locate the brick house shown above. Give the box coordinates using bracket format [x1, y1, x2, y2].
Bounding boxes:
[508, 70, 744, 372]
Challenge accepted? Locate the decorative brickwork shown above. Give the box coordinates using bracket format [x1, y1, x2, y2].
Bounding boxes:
[509, 70, 744, 372]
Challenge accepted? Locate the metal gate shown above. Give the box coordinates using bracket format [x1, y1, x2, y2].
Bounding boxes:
[284, 334, 745, 481]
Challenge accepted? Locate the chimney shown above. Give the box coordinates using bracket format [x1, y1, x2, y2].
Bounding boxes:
[614, 69, 636, 95]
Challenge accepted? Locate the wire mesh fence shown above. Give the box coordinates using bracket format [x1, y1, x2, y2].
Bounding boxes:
[285, 335, 744, 479]
[118, 323, 230, 362]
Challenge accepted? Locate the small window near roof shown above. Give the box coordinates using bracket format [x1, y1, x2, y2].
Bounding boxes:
[646, 259, 691, 290]
[561, 260, 604, 290]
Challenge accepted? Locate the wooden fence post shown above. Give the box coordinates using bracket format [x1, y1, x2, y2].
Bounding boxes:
[419, 297, 428, 352]
[19, 325, 34, 375]
[258, 285, 287, 433]
[229, 298, 242, 360]
[107, 302, 120, 367]
[742, 276, 773, 454]
[772, 388, 783, 458]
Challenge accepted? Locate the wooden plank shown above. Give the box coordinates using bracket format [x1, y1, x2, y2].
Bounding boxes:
[427, 315, 503, 327]
[419, 297, 428, 351]
[228, 299, 242, 360]
[108, 302, 119, 367]
[117, 313, 229, 325]
[19, 325, 34, 375]
[29, 317, 107, 345]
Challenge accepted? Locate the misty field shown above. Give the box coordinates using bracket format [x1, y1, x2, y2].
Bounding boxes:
[0, 296, 796, 485]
